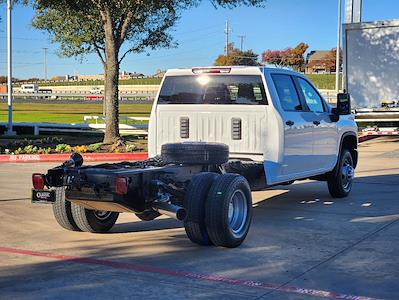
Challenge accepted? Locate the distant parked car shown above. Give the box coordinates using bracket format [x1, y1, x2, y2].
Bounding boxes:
[21, 84, 39, 93]
[38, 88, 57, 100]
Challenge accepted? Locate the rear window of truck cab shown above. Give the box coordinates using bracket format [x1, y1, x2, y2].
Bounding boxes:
[158, 75, 267, 105]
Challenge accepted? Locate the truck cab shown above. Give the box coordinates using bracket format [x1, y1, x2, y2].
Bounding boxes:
[149, 66, 358, 186]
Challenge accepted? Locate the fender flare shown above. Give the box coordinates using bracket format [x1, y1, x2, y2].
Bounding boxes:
[332, 131, 358, 176]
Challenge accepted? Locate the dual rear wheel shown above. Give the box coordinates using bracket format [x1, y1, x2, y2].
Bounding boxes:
[184, 173, 252, 248]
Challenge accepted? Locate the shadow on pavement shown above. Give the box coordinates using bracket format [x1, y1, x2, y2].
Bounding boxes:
[0, 173, 398, 299]
[111, 218, 183, 233]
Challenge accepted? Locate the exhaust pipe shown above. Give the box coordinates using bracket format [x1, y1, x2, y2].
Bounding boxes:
[152, 201, 187, 221]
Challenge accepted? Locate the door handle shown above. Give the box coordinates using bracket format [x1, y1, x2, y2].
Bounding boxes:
[285, 120, 294, 126]
[313, 120, 321, 126]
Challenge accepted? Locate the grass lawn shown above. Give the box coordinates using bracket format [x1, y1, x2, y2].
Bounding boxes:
[306, 74, 342, 90]
[0, 102, 153, 124]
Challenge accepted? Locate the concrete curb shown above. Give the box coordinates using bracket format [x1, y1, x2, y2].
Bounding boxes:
[0, 152, 148, 163]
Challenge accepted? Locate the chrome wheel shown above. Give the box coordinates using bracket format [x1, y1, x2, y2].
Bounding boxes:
[93, 210, 112, 221]
[228, 190, 248, 237]
[341, 157, 354, 192]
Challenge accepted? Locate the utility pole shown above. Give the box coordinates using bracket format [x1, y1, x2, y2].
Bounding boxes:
[224, 20, 231, 57]
[6, 0, 15, 136]
[43, 47, 48, 81]
[238, 35, 246, 51]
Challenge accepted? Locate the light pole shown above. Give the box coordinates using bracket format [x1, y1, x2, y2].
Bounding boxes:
[6, 0, 15, 136]
[43, 47, 48, 81]
[335, 0, 343, 93]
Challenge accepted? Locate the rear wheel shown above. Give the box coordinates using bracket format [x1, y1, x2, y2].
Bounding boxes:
[327, 149, 355, 198]
[205, 174, 252, 248]
[184, 172, 219, 246]
[52, 188, 80, 231]
[71, 203, 119, 233]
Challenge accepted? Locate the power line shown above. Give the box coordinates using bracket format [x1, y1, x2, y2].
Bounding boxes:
[177, 24, 220, 36]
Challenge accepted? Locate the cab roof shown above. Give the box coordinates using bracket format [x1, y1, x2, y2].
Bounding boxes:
[164, 66, 303, 77]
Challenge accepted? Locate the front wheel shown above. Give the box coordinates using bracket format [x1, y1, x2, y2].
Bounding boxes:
[327, 149, 355, 198]
[205, 174, 252, 248]
[71, 203, 119, 233]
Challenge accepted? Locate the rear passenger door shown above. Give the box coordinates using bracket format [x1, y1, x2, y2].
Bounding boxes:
[271, 74, 314, 177]
[295, 77, 338, 171]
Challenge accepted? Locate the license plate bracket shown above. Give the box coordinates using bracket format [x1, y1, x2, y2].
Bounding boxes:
[31, 189, 56, 204]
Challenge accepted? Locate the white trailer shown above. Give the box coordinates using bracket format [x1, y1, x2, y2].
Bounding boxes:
[344, 19, 399, 136]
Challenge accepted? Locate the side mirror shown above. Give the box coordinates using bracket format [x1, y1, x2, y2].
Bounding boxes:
[337, 93, 351, 115]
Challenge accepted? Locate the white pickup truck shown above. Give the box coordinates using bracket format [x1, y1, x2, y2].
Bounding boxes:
[149, 66, 357, 190]
[32, 66, 358, 248]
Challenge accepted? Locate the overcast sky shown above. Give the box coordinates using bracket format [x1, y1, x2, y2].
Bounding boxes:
[0, 0, 398, 79]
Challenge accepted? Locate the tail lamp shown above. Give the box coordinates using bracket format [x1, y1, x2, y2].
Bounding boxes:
[115, 176, 128, 195]
[32, 173, 46, 189]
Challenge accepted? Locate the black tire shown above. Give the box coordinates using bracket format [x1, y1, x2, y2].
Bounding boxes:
[135, 209, 161, 221]
[327, 149, 355, 198]
[52, 188, 81, 231]
[184, 172, 220, 246]
[161, 142, 229, 165]
[71, 203, 119, 233]
[205, 174, 252, 248]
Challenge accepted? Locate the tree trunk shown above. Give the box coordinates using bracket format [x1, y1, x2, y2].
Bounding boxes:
[103, 20, 120, 144]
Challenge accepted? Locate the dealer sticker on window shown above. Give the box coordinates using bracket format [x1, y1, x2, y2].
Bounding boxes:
[31, 189, 56, 204]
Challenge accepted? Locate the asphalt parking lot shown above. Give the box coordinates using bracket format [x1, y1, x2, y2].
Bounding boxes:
[0, 137, 398, 300]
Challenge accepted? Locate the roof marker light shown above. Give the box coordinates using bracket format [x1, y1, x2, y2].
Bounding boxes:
[192, 68, 231, 74]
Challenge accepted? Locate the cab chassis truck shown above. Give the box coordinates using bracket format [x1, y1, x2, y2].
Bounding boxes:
[32, 67, 358, 248]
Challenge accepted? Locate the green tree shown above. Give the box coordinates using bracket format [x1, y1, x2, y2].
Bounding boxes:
[31, 0, 266, 144]
[215, 43, 260, 66]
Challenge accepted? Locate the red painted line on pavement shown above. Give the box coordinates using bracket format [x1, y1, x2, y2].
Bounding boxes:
[0, 246, 379, 300]
[0, 152, 148, 163]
